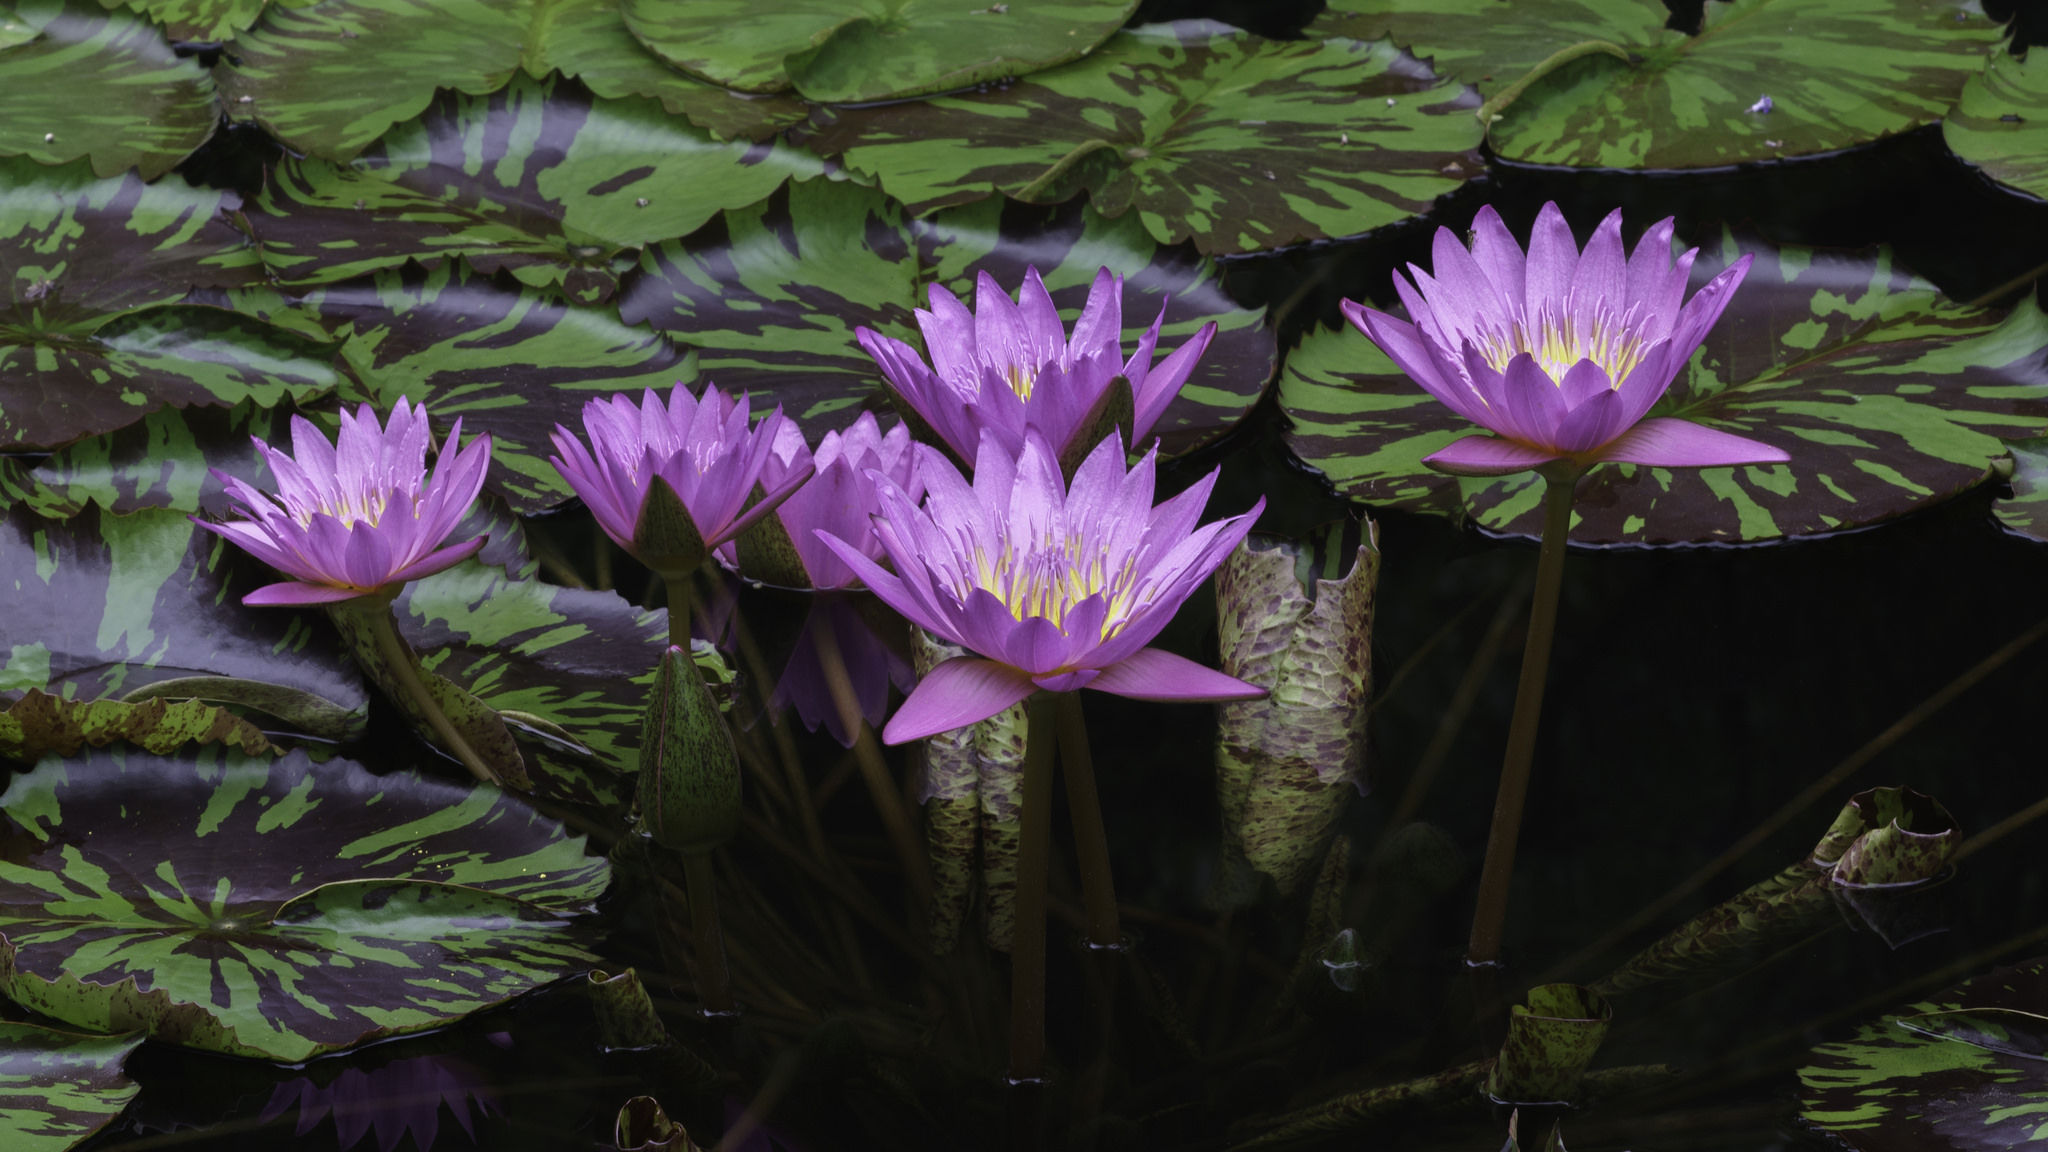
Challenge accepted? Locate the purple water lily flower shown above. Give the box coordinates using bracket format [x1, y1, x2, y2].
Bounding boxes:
[549, 382, 809, 577]
[855, 266, 1216, 465]
[1343, 203, 1790, 477]
[717, 411, 925, 590]
[818, 430, 1267, 745]
[194, 399, 491, 607]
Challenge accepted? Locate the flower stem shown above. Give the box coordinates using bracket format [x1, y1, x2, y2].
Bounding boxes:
[1056, 692, 1121, 949]
[1467, 472, 1578, 970]
[681, 850, 736, 1015]
[359, 602, 500, 787]
[1010, 691, 1060, 1083]
[811, 607, 933, 906]
[659, 573, 693, 651]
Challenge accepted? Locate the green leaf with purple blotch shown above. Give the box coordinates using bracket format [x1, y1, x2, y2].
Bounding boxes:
[1281, 230, 2048, 545]
[0, 0, 216, 178]
[0, 1021, 144, 1151]
[806, 20, 1482, 254]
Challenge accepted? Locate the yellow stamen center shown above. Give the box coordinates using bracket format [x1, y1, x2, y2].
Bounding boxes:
[1002, 362, 1037, 400]
[1472, 307, 1651, 388]
[965, 530, 1142, 642]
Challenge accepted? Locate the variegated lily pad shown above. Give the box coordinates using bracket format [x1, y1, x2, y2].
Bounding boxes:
[617, 179, 1275, 455]
[1994, 436, 2048, 543]
[1313, 0, 2000, 169]
[1281, 230, 2048, 545]
[0, 0, 217, 178]
[619, 0, 1139, 102]
[0, 1022, 144, 1151]
[247, 73, 825, 304]
[1945, 45, 2048, 205]
[808, 20, 1482, 254]
[0, 747, 605, 1062]
[110, 0, 271, 42]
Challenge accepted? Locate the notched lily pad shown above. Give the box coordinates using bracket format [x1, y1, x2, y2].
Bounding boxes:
[808, 20, 1482, 254]
[619, 0, 1139, 103]
[0, 1021, 144, 1151]
[1994, 436, 2048, 542]
[617, 180, 1274, 456]
[0, 689, 272, 761]
[1947, 46, 2048, 205]
[0, 746, 606, 1062]
[0, 0, 217, 178]
[1281, 230, 2048, 545]
[247, 73, 825, 305]
[110, 0, 271, 42]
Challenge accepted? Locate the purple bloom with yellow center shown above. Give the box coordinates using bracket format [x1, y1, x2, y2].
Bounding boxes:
[549, 382, 808, 577]
[194, 399, 491, 607]
[1343, 203, 1790, 477]
[855, 266, 1216, 465]
[819, 430, 1266, 745]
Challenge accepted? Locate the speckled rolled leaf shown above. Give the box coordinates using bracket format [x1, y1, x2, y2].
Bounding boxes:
[0, 1021, 143, 1151]
[1946, 47, 2048, 203]
[0, 505, 367, 734]
[1283, 231, 2048, 545]
[618, 181, 1273, 455]
[619, 0, 1137, 102]
[248, 74, 824, 305]
[223, 264, 692, 514]
[0, 746, 604, 1060]
[1487, 984, 1611, 1106]
[0, 0, 216, 178]
[1832, 788, 1957, 888]
[914, 629, 978, 954]
[0, 689, 271, 761]
[970, 643, 1027, 953]
[1994, 436, 2048, 542]
[588, 968, 666, 1050]
[1213, 518, 1378, 897]
[1799, 957, 2048, 1149]
[808, 21, 1481, 254]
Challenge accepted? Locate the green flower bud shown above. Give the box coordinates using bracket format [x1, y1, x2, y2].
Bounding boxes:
[636, 644, 740, 853]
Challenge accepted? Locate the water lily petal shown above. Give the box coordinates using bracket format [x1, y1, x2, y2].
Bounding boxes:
[1570, 208, 1627, 319]
[1593, 417, 1790, 469]
[1524, 201, 1580, 320]
[1089, 647, 1265, 702]
[881, 657, 1038, 745]
[1034, 668, 1100, 692]
[1134, 319, 1217, 444]
[1424, 436, 1566, 477]
[243, 580, 375, 607]
[1341, 301, 1481, 424]
[1070, 267, 1124, 367]
[1469, 205, 1527, 310]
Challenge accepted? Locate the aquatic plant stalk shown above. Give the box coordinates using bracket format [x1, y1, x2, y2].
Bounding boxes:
[1010, 692, 1061, 1083]
[811, 615, 933, 904]
[681, 852, 735, 1016]
[1057, 691, 1120, 948]
[356, 602, 499, 787]
[1467, 470, 1578, 970]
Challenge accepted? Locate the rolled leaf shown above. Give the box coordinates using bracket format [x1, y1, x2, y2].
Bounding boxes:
[636, 644, 741, 854]
[915, 629, 979, 954]
[1486, 984, 1612, 1106]
[0, 689, 270, 761]
[588, 968, 666, 1051]
[976, 673, 1029, 954]
[615, 1095, 703, 1152]
[1831, 787, 1958, 888]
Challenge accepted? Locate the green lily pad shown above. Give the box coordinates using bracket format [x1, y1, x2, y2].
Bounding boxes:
[0, 504, 367, 740]
[109, 0, 269, 41]
[1280, 230, 2048, 545]
[807, 20, 1482, 254]
[1945, 46, 2048, 205]
[2, 157, 339, 450]
[222, 261, 692, 515]
[617, 179, 1275, 456]
[0, 0, 217, 179]
[0, 1021, 144, 1151]
[248, 73, 823, 305]
[0, 746, 605, 1061]
[1313, 0, 2001, 169]
[1993, 436, 2048, 542]
[1799, 957, 2048, 1150]
[619, 0, 1138, 102]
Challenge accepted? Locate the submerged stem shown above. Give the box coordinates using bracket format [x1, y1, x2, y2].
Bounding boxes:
[811, 608, 933, 905]
[1467, 472, 1578, 970]
[1057, 692, 1121, 949]
[682, 850, 736, 1015]
[358, 602, 500, 787]
[1010, 692, 1061, 1083]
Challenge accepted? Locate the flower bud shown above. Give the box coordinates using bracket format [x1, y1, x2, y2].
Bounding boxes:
[636, 644, 740, 853]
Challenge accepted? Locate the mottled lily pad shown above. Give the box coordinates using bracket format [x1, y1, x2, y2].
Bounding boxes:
[109, 0, 271, 42]
[1799, 957, 2048, 1150]
[1313, 0, 2001, 169]
[617, 179, 1275, 456]
[0, 747, 605, 1061]
[0, 0, 217, 178]
[247, 73, 824, 304]
[0, 1022, 144, 1151]
[0, 689, 272, 761]
[1945, 46, 2048, 205]
[1993, 436, 2048, 543]
[619, 0, 1138, 102]
[1280, 230, 2048, 545]
[808, 20, 1482, 253]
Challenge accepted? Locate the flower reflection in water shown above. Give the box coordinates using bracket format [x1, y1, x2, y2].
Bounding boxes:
[259, 1051, 498, 1152]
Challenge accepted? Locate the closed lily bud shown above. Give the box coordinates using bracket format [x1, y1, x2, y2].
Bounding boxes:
[1212, 517, 1380, 903]
[636, 644, 741, 854]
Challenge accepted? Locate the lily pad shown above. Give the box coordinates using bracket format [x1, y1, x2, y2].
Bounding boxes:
[222, 261, 693, 515]
[0, 0, 217, 179]
[0, 1021, 144, 1151]
[0, 747, 606, 1061]
[1312, 0, 2001, 169]
[617, 179, 1275, 455]
[619, 0, 1138, 102]
[108, 0, 271, 42]
[1993, 436, 2048, 542]
[247, 73, 825, 305]
[2, 158, 339, 450]
[806, 20, 1482, 254]
[1280, 230, 2048, 545]
[1945, 46, 2048, 205]
[1799, 957, 2048, 1150]
[0, 504, 367, 738]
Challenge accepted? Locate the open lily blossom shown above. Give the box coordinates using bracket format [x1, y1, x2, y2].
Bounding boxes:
[818, 430, 1266, 745]
[855, 266, 1216, 465]
[194, 399, 491, 607]
[718, 411, 925, 590]
[549, 382, 808, 575]
[1342, 203, 1790, 477]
